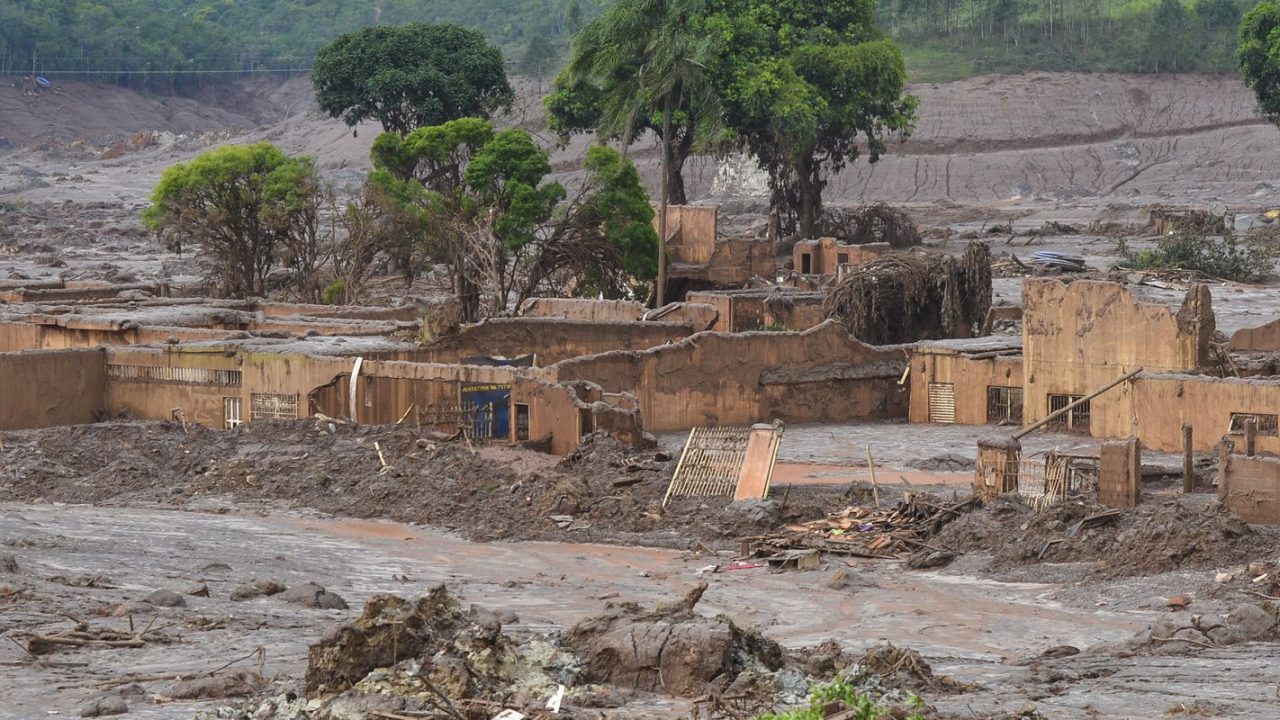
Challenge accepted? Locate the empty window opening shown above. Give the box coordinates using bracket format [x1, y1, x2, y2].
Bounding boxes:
[837, 252, 850, 266]
[1230, 412, 1279, 436]
[514, 403, 530, 442]
[800, 252, 812, 274]
[927, 382, 955, 424]
[579, 408, 595, 437]
[251, 393, 299, 420]
[986, 386, 1024, 424]
[223, 397, 242, 429]
[1047, 394, 1089, 432]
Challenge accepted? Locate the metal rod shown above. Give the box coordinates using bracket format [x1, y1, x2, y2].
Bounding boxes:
[1013, 367, 1143, 440]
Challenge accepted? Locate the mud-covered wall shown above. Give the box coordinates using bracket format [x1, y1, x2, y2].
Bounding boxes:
[1230, 319, 1280, 352]
[661, 205, 718, 265]
[519, 298, 646, 322]
[0, 349, 107, 429]
[1219, 453, 1280, 524]
[908, 351, 1023, 425]
[1125, 374, 1280, 454]
[685, 292, 825, 332]
[793, 239, 887, 275]
[419, 318, 694, 366]
[1022, 280, 1214, 435]
[547, 321, 909, 432]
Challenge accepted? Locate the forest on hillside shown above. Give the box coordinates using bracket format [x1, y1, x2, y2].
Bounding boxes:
[0, 0, 1260, 84]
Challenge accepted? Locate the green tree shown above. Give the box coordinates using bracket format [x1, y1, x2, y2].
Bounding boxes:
[143, 142, 323, 298]
[553, 0, 721, 305]
[519, 31, 561, 81]
[312, 23, 514, 136]
[367, 120, 656, 317]
[703, 0, 916, 239]
[1145, 0, 1193, 72]
[1239, 0, 1280, 124]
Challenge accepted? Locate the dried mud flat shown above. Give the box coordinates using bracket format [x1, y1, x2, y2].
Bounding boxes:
[2, 421, 1280, 718]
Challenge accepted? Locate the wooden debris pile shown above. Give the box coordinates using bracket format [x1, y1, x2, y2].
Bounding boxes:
[26, 616, 174, 655]
[742, 495, 977, 561]
[823, 241, 991, 344]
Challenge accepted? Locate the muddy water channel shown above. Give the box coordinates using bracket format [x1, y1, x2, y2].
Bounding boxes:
[0, 502, 1276, 719]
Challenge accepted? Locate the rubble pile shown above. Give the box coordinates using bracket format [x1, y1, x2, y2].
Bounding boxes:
[936, 496, 1277, 579]
[212, 584, 808, 720]
[743, 495, 974, 563]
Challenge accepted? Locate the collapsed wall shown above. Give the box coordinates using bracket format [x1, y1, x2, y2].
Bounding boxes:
[547, 321, 909, 432]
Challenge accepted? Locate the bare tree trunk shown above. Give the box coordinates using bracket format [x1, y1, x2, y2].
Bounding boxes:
[667, 128, 694, 206]
[656, 93, 672, 308]
[794, 154, 822, 240]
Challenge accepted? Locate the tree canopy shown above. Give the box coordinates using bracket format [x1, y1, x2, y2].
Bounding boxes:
[313, 24, 514, 136]
[367, 120, 657, 318]
[143, 142, 324, 298]
[1239, 0, 1280, 124]
[703, 0, 917, 237]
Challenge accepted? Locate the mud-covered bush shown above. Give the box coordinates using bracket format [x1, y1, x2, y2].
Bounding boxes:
[1117, 231, 1274, 282]
[755, 677, 926, 720]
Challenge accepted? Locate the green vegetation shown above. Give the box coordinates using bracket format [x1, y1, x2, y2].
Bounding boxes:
[367, 119, 658, 318]
[552, 0, 722, 303]
[0, 0, 602, 86]
[1238, 0, 1280, 124]
[705, 0, 917, 239]
[883, 0, 1254, 81]
[313, 24, 514, 136]
[144, 142, 326, 298]
[754, 678, 926, 720]
[1, 0, 1263, 88]
[1117, 231, 1275, 281]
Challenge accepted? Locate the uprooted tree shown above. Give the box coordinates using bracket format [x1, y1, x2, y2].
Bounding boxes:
[144, 142, 328, 299]
[367, 118, 658, 321]
[824, 241, 992, 344]
[313, 23, 515, 137]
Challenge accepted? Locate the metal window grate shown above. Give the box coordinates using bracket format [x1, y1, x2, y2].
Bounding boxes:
[986, 386, 1024, 424]
[1047, 394, 1089, 432]
[250, 393, 299, 420]
[223, 397, 242, 429]
[1229, 412, 1279, 436]
[664, 426, 752, 503]
[928, 382, 956, 424]
[107, 364, 242, 387]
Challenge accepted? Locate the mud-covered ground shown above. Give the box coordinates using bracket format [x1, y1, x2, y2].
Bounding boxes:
[3, 421, 1280, 718]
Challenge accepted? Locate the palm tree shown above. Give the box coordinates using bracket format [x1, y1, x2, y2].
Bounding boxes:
[561, 0, 719, 307]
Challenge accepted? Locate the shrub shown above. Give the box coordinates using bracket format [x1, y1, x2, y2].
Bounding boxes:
[754, 678, 925, 720]
[1117, 231, 1274, 282]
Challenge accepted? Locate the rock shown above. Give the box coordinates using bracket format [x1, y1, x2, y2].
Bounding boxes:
[186, 584, 210, 597]
[564, 583, 780, 697]
[230, 579, 286, 601]
[279, 582, 348, 610]
[164, 670, 262, 699]
[907, 550, 957, 569]
[1167, 595, 1192, 609]
[112, 602, 156, 617]
[199, 562, 232, 574]
[1215, 571, 1235, 583]
[142, 589, 186, 608]
[1227, 604, 1277, 639]
[78, 695, 127, 717]
[0, 553, 17, 573]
